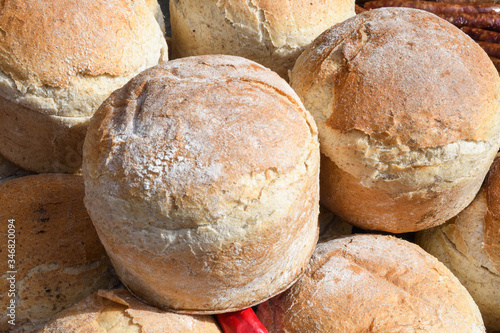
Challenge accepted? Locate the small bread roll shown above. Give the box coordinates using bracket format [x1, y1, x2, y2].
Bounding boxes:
[290, 8, 500, 233]
[170, 0, 355, 79]
[40, 289, 222, 333]
[83, 55, 320, 313]
[256, 234, 485, 332]
[0, 0, 168, 173]
[416, 155, 500, 331]
[0, 174, 118, 332]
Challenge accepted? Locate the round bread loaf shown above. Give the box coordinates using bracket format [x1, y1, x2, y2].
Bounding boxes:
[83, 55, 320, 313]
[40, 289, 222, 333]
[416, 154, 500, 331]
[0, 0, 168, 173]
[290, 8, 500, 233]
[0, 174, 118, 332]
[256, 234, 485, 332]
[170, 0, 355, 79]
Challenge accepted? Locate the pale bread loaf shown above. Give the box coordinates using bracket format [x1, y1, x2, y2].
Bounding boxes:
[83, 55, 320, 313]
[170, 0, 355, 79]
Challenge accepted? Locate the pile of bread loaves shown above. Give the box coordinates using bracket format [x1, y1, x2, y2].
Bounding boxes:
[1, 0, 499, 332]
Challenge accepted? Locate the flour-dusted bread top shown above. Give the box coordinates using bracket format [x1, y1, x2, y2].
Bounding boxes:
[292, 7, 500, 150]
[257, 234, 485, 332]
[84, 55, 318, 229]
[83, 55, 320, 313]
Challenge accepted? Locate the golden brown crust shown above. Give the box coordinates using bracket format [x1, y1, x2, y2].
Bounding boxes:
[484, 155, 500, 273]
[0, 174, 118, 331]
[83, 55, 320, 313]
[40, 289, 222, 333]
[0, 0, 161, 88]
[292, 8, 500, 149]
[0, 174, 105, 279]
[257, 234, 486, 332]
[414, 154, 500, 330]
[0, 0, 168, 173]
[291, 7, 500, 233]
[319, 153, 484, 233]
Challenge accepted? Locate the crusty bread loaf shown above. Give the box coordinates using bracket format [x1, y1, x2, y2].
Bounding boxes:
[256, 234, 486, 332]
[416, 154, 500, 331]
[0, 0, 168, 173]
[290, 8, 500, 233]
[83, 55, 320, 313]
[0, 174, 118, 332]
[40, 289, 222, 333]
[170, 0, 355, 79]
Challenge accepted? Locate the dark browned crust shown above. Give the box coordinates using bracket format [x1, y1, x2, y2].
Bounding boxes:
[437, 12, 500, 32]
[461, 26, 500, 43]
[364, 0, 500, 15]
[490, 56, 500, 71]
[478, 40, 500, 57]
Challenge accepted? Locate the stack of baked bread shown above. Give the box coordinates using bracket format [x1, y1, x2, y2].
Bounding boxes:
[1, 0, 500, 332]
